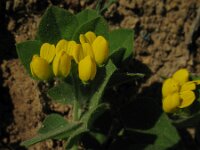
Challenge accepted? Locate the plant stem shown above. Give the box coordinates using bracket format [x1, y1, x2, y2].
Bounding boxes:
[73, 100, 79, 121]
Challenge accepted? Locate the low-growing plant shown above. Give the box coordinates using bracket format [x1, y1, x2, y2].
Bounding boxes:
[16, 5, 200, 150]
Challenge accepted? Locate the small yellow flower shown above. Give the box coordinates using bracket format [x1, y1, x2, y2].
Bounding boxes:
[162, 69, 199, 113]
[30, 55, 52, 80]
[40, 43, 56, 63]
[92, 36, 109, 65]
[53, 50, 71, 77]
[79, 31, 109, 66]
[78, 56, 96, 82]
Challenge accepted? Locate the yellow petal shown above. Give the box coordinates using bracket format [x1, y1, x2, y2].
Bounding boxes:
[40, 43, 56, 63]
[90, 58, 97, 80]
[67, 41, 83, 63]
[181, 81, 196, 92]
[179, 91, 195, 108]
[67, 41, 77, 55]
[30, 55, 52, 80]
[92, 36, 109, 65]
[59, 52, 71, 77]
[82, 43, 94, 58]
[53, 50, 71, 77]
[172, 69, 189, 86]
[79, 34, 88, 44]
[71, 44, 83, 63]
[162, 93, 181, 113]
[85, 31, 96, 44]
[52, 51, 61, 76]
[162, 78, 179, 98]
[78, 56, 96, 82]
[56, 39, 68, 54]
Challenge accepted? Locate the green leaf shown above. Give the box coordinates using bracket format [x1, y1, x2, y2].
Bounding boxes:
[48, 81, 75, 104]
[21, 121, 82, 148]
[144, 114, 179, 149]
[72, 17, 109, 42]
[89, 60, 117, 107]
[37, 6, 78, 44]
[16, 40, 42, 75]
[109, 29, 134, 63]
[65, 127, 88, 150]
[124, 113, 180, 150]
[76, 9, 99, 25]
[114, 98, 180, 150]
[38, 114, 71, 140]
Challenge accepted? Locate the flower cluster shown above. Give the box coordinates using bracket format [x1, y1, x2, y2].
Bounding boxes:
[30, 31, 109, 82]
[162, 69, 200, 113]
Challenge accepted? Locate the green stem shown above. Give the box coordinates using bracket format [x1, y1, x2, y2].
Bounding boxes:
[73, 100, 79, 121]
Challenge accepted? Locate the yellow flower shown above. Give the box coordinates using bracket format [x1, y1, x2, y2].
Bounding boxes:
[53, 50, 71, 77]
[162, 69, 199, 113]
[80, 31, 96, 44]
[30, 55, 52, 80]
[40, 43, 56, 63]
[92, 36, 109, 65]
[78, 56, 96, 82]
[79, 32, 109, 66]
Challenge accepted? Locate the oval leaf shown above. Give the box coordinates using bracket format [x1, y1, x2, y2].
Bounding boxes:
[37, 6, 78, 44]
[76, 9, 99, 24]
[72, 17, 109, 42]
[48, 81, 75, 104]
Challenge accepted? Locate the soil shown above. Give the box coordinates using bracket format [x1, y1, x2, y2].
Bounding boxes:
[0, 0, 200, 149]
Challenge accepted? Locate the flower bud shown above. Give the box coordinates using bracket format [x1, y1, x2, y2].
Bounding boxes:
[78, 56, 96, 82]
[92, 36, 109, 65]
[56, 39, 68, 54]
[53, 50, 71, 77]
[40, 43, 56, 63]
[30, 55, 52, 80]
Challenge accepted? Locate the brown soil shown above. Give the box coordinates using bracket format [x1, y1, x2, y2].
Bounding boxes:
[0, 0, 200, 149]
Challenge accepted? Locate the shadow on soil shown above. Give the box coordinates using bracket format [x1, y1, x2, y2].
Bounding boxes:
[0, 1, 26, 149]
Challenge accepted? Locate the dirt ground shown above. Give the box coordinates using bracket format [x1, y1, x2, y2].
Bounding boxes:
[0, 0, 200, 149]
